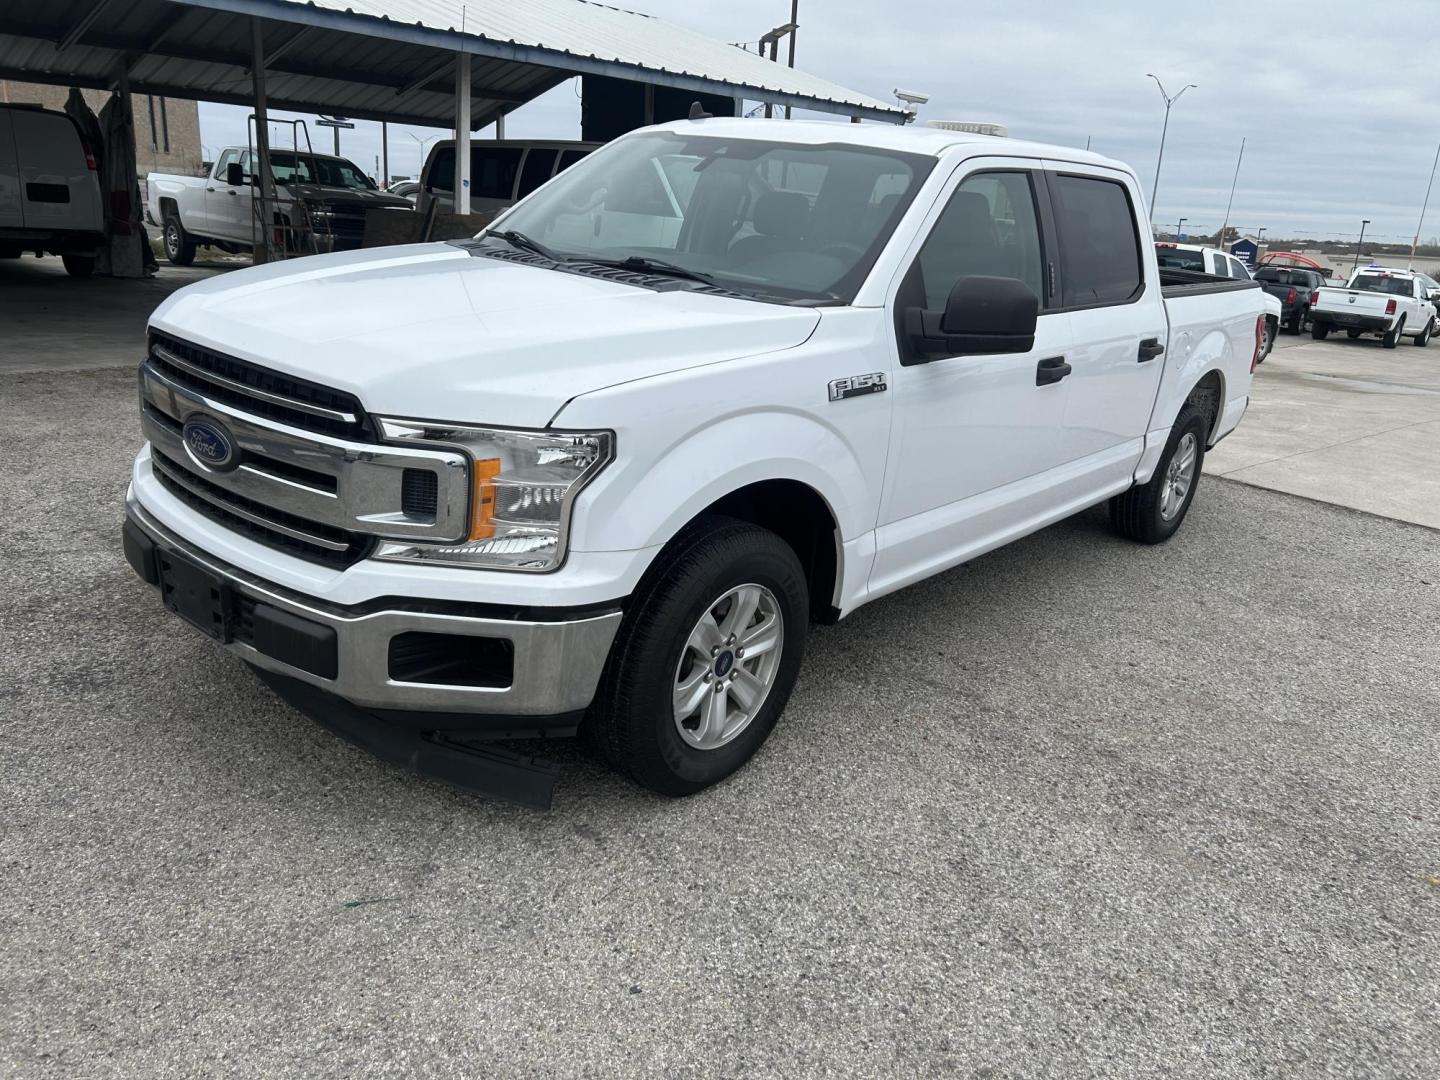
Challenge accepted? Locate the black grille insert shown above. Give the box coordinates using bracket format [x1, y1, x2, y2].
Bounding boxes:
[401, 469, 438, 520]
[151, 450, 371, 569]
[148, 332, 370, 440]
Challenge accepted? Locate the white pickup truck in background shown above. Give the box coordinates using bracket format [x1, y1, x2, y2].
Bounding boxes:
[1310, 267, 1437, 347]
[123, 118, 1265, 808]
[146, 146, 411, 264]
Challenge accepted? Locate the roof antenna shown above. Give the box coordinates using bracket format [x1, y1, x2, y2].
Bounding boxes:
[688, 101, 713, 121]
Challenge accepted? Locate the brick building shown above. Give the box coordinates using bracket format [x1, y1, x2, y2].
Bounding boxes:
[0, 81, 203, 178]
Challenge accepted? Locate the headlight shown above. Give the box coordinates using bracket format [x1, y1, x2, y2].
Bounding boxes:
[373, 420, 613, 572]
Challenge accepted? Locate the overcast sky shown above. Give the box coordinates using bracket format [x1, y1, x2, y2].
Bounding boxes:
[199, 0, 1440, 243]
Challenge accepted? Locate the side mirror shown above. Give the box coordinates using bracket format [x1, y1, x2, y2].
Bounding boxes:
[225, 161, 244, 186]
[904, 275, 1039, 363]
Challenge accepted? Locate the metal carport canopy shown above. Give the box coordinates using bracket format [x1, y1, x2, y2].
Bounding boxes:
[0, 0, 908, 129]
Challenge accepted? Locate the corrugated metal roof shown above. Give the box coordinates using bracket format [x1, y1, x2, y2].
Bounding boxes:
[0, 0, 906, 128]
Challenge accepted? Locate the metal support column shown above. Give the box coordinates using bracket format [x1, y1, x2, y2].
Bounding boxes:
[381, 122, 388, 187]
[454, 51, 471, 215]
[251, 17, 275, 262]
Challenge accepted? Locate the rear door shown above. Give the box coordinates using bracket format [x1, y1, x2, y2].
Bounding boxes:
[1043, 162, 1168, 486]
[10, 108, 101, 235]
[0, 109, 22, 229]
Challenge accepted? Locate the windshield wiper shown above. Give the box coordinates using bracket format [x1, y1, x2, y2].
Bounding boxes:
[585, 255, 722, 288]
[487, 229, 567, 263]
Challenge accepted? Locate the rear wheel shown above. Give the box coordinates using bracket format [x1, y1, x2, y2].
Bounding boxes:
[1311, 322, 1330, 341]
[1109, 404, 1207, 545]
[584, 518, 808, 795]
[1261, 317, 1276, 359]
[163, 215, 196, 266]
[1287, 309, 1305, 334]
[1383, 316, 1405, 349]
[61, 254, 95, 277]
[1415, 317, 1433, 347]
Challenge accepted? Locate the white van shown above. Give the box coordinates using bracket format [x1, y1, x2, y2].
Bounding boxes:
[416, 139, 599, 216]
[0, 104, 105, 276]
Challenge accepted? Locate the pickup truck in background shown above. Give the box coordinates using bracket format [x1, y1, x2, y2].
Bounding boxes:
[123, 119, 1266, 808]
[1310, 267, 1436, 347]
[0, 103, 104, 276]
[1254, 265, 1326, 334]
[1155, 242, 1280, 359]
[147, 146, 411, 264]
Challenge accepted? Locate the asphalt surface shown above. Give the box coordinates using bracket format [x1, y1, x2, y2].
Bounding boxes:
[3, 366, 1439, 1078]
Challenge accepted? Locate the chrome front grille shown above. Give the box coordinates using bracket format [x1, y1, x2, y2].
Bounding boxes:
[140, 335, 471, 568]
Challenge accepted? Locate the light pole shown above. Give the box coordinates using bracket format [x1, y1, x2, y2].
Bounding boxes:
[1146, 74, 1196, 225]
[1176, 217, 1187, 241]
[1409, 140, 1440, 267]
[407, 132, 441, 180]
[1353, 219, 1370, 272]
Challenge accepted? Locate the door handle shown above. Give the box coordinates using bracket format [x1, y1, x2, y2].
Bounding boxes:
[1036, 356, 1072, 386]
[1138, 338, 1165, 362]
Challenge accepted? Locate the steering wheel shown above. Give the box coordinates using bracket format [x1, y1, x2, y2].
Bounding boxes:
[815, 241, 864, 259]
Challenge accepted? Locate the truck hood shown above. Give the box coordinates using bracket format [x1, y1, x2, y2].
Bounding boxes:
[149, 242, 820, 428]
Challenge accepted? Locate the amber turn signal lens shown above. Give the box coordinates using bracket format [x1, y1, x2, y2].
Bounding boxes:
[469, 458, 502, 540]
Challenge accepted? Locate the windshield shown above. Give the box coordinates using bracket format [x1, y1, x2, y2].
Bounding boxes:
[1351, 274, 1413, 296]
[268, 152, 375, 191]
[490, 132, 934, 303]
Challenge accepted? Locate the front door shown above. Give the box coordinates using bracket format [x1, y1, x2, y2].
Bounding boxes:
[205, 149, 250, 242]
[870, 162, 1074, 598]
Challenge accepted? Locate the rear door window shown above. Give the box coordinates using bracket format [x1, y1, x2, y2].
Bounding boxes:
[1051, 173, 1143, 306]
[427, 146, 524, 199]
[517, 149, 559, 198]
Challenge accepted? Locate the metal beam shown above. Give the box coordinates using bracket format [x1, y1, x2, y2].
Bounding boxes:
[57, 0, 116, 53]
[164, 0, 908, 123]
[396, 55, 453, 98]
[263, 25, 313, 66]
[454, 52, 471, 215]
[251, 16, 275, 262]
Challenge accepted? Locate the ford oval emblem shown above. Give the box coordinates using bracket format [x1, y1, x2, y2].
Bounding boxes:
[181, 416, 237, 472]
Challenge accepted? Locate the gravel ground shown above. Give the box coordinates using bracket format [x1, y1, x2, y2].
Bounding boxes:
[3, 367, 1438, 1079]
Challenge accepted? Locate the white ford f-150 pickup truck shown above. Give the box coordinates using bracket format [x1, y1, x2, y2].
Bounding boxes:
[1309, 266, 1437, 347]
[147, 146, 411, 264]
[122, 118, 1265, 808]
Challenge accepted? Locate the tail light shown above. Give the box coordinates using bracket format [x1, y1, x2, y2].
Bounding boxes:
[80, 138, 97, 171]
[1386, 298, 1397, 315]
[1285, 287, 1297, 304]
[1251, 314, 1265, 372]
[1309, 291, 1319, 306]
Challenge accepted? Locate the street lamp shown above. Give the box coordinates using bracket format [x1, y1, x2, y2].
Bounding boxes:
[1176, 216, 1187, 241]
[407, 132, 442, 179]
[1354, 219, 1371, 272]
[1146, 75, 1196, 224]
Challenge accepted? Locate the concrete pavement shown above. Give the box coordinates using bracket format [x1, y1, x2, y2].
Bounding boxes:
[1207, 329, 1440, 529]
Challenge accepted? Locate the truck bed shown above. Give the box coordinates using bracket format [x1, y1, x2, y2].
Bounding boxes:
[1159, 267, 1261, 299]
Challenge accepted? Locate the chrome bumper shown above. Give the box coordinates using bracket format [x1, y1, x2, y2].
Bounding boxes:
[124, 496, 622, 720]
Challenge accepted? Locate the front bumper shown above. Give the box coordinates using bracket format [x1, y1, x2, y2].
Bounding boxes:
[123, 496, 622, 732]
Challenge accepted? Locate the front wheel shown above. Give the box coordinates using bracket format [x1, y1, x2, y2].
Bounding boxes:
[163, 215, 196, 266]
[1346, 329, 1363, 339]
[1109, 404, 1208, 545]
[584, 518, 808, 795]
[61, 254, 95, 277]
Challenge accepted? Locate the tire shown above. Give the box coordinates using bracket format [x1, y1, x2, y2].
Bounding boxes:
[1311, 322, 1330, 341]
[1109, 404, 1208, 545]
[163, 214, 196, 266]
[1346, 329, 1363, 339]
[1261, 317, 1276, 360]
[1383, 315, 1404, 349]
[61, 254, 95, 277]
[584, 517, 808, 796]
[1287, 310, 1304, 334]
[1414, 318, 1433, 347]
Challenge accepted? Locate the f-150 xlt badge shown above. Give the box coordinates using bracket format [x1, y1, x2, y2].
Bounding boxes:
[828, 373, 887, 401]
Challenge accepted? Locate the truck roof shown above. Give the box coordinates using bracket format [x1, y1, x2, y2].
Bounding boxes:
[643, 117, 1128, 170]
